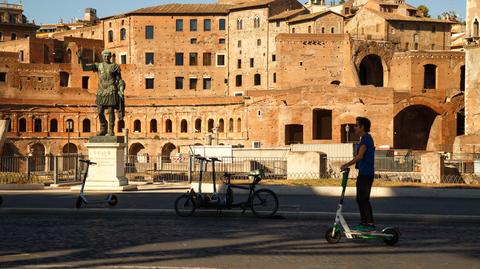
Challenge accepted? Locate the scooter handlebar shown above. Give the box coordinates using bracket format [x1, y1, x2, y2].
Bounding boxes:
[80, 160, 97, 165]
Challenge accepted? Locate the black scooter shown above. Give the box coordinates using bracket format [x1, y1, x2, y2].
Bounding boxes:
[75, 160, 118, 208]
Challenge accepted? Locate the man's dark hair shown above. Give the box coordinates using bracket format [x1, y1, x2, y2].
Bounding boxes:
[356, 117, 371, 132]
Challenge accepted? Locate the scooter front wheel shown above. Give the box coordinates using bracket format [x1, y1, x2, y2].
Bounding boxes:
[75, 196, 83, 209]
[174, 194, 196, 217]
[325, 227, 342, 244]
[108, 195, 118, 207]
[383, 228, 400, 246]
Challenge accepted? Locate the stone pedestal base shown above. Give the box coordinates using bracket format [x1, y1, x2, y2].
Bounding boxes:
[71, 136, 137, 192]
[453, 135, 480, 154]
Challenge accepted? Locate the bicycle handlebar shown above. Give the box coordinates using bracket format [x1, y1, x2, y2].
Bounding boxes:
[80, 160, 97, 165]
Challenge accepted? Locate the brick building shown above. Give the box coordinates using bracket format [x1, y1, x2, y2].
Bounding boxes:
[0, 0, 466, 160]
[0, 2, 38, 42]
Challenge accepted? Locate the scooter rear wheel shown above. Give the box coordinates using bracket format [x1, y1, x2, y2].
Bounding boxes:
[108, 195, 118, 207]
[325, 227, 342, 244]
[75, 196, 83, 209]
[174, 194, 196, 217]
[383, 228, 400, 246]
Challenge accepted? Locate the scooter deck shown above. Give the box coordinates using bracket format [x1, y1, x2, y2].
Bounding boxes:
[349, 230, 394, 238]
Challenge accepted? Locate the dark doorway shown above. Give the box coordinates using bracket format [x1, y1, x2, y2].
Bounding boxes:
[460, 65, 465, 92]
[359, 54, 384, 87]
[423, 64, 437, 89]
[285, 124, 304, 145]
[394, 105, 438, 150]
[312, 109, 332, 140]
[457, 108, 465, 136]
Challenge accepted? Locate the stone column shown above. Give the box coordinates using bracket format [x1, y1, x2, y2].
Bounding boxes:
[420, 152, 444, 184]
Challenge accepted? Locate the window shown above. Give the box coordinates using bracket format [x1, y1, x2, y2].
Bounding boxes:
[414, 43, 419, 50]
[424, 64, 437, 89]
[117, 120, 125, 132]
[250, 58, 254, 68]
[65, 119, 74, 132]
[82, 76, 89, 89]
[276, 21, 280, 27]
[0, 72, 6, 82]
[11, 33, 16, 40]
[165, 119, 173, 133]
[218, 119, 225, 132]
[203, 78, 211, 90]
[219, 19, 226, 30]
[190, 78, 198, 90]
[175, 53, 184, 66]
[431, 44, 435, 50]
[0, 32, 3, 41]
[189, 53, 198, 66]
[237, 59, 241, 68]
[257, 39, 261, 46]
[312, 109, 332, 140]
[145, 52, 154, 65]
[208, 119, 214, 132]
[82, 119, 91, 132]
[50, 119, 58, 132]
[292, 28, 295, 33]
[120, 28, 126, 40]
[18, 118, 26, 132]
[238, 40, 241, 48]
[134, 120, 141, 132]
[272, 54, 276, 62]
[150, 119, 158, 133]
[405, 42, 409, 50]
[237, 18, 243, 30]
[145, 25, 154, 39]
[474, 19, 479, 37]
[191, 38, 197, 44]
[203, 53, 212, 66]
[229, 118, 234, 132]
[121, 54, 127, 64]
[219, 38, 225, 44]
[60, 72, 69, 87]
[181, 120, 188, 133]
[273, 72, 277, 83]
[108, 30, 113, 42]
[19, 50, 24, 62]
[176, 19, 183, 32]
[254, 16, 260, 28]
[34, 118, 42, 132]
[217, 54, 225, 66]
[195, 119, 202, 132]
[204, 19, 211, 31]
[400, 23, 405, 32]
[254, 74, 261, 86]
[331, 27, 335, 34]
[236, 75, 242, 87]
[145, 78, 154, 89]
[190, 19, 197, 31]
[237, 118, 242, 132]
[175, 77, 184, 89]
[308, 26, 312, 33]
[322, 27, 325, 34]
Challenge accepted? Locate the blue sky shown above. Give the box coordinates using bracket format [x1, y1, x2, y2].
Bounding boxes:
[15, 0, 466, 25]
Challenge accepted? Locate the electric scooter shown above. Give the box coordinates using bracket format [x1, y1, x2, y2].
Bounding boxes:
[325, 168, 400, 246]
[75, 159, 118, 209]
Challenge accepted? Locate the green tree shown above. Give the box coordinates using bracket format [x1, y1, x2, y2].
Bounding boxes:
[417, 5, 430, 18]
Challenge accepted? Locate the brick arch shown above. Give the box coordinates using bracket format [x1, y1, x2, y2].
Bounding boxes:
[394, 97, 445, 116]
[353, 41, 395, 70]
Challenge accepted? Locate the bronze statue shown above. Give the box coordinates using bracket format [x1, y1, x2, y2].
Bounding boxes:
[77, 50, 125, 136]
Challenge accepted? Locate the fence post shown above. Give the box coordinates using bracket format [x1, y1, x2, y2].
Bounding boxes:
[74, 154, 79, 181]
[53, 155, 58, 185]
[26, 156, 31, 182]
[188, 154, 192, 183]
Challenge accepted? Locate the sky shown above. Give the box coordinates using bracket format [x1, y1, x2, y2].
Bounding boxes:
[11, 0, 467, 25]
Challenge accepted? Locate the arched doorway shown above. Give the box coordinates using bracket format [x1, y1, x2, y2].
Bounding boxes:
[62, 143, 78, 171]
[359, 54, 384, 87]
[30, 143, 46, 172]
[394, 105, 439, 150]
[128, 143, 147, 164]
[161, 143, 177, 163]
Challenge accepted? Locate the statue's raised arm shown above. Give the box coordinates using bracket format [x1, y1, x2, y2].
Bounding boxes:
[76, 50, 96, 72]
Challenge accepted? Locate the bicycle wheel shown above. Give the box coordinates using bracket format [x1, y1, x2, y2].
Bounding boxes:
[174, 194, 196, 217]
[251, 189, 279, 218]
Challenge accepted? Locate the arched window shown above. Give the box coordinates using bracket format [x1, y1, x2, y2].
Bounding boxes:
[195, 118, 202, 132]
[208, 119, 214, 132]
[50, 119, 58, 132]
[254, 74, 261, 86]
[273, 73, 277, 83]
[237, 118, 242, 133]
[117, 120, 125, 133]
[237, 18, 243, 30]
[331, 27, 335, 34]
[134, 120, 141, 132]
[18, 118, 26, 132]
[150, 119, 158, 133]
[82, 118, 91, 132]
[218, 119, 224, 133]
[120, 28, 127, 41]
[254, 16, 260, 28]
[331, 80, 341, 85]
[181, 119, 188, 133]
[423, 64, 437, 89]
[165, 119, 173, 133]
[308, 26, 311, 33]
[108, 30, 114, 42]
[65, 119, 74, 132]
[228, 118, 234, 132]
[33, 118, 42, 132]
[474, 19, 479, 37]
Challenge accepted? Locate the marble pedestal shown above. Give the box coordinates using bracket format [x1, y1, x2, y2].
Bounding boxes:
[71, 136, 136, 191]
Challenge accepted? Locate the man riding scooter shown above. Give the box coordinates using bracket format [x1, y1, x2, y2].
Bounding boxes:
[341, 117, 376, 232]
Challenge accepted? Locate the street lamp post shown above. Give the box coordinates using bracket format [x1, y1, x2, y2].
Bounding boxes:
[66, 120, 73, 171]
[345, 124, 350, 143]
[212, 127, 218, 146]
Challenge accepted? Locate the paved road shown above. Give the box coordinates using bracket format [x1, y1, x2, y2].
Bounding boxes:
[1, 191, 480, 216]
[0, 213, 478, 269]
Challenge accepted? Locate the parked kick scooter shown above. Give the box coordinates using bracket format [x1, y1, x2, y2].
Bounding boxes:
[75, 160, 118, 209]
[325, 168, 400, 246]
